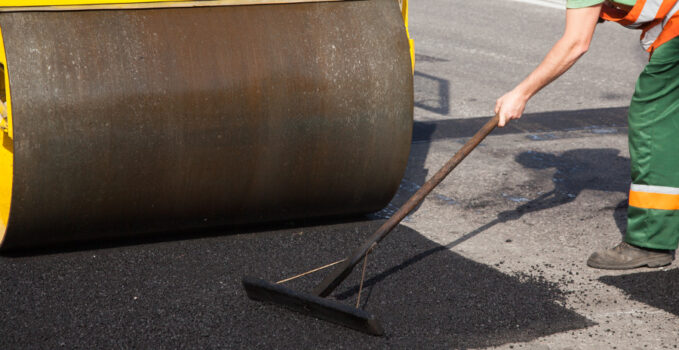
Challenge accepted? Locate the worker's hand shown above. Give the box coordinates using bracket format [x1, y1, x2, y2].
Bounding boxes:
[495, 89, 528, 128]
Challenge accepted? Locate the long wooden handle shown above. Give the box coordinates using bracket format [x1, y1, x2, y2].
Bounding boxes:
[313, 114, 500, 297]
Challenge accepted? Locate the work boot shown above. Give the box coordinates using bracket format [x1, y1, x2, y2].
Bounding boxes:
[587, 242, 674, 270]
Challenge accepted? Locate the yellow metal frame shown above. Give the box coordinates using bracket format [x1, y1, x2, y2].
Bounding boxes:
[0, 25, 12, 241]
[0, 0, 182, 5]
[401, 0, 415, 73]
[0, 0, 343, 11]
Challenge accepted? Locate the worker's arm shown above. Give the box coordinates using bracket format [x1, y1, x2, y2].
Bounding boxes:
[495, 4, 603, 127]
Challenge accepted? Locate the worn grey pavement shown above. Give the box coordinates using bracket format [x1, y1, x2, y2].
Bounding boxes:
[1, 0, 678, 349]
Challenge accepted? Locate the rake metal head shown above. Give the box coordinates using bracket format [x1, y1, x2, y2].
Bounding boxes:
[242, 276, 384, 336]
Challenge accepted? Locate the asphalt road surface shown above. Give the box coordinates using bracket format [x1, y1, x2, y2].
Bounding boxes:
[1, 1, 677, 349]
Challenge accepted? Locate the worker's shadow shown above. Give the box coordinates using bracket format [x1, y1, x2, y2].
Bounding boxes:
[495, 148, 629, 235]
[378, 146, 630, 245]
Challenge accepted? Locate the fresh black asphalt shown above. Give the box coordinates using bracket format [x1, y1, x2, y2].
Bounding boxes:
[0, 220, 592, 349]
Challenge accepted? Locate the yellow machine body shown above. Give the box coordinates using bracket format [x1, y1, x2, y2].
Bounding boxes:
[0, 25, 11, 238]
[0, 0, 346, 10]
[1, 0, 177, 4]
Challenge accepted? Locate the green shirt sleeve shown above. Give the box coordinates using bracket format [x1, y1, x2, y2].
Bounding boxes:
[566, 0, 604, 8]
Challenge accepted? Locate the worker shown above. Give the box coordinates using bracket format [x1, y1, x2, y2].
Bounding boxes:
[495, 0, 679, 269]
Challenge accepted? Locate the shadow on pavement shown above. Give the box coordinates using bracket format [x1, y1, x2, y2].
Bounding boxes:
[412, 107, 629, 143]
[464, 148, 630, 245]
[379, 146, 632, 255]
[509, 148, 629, 221]
[0, 221, 592, 349]
[599, 269, 679, 317]
[381, 105, 631, 229]
[414, 70, 450, 116]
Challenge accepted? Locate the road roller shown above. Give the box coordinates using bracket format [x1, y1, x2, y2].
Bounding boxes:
[0, 0, 414, 249]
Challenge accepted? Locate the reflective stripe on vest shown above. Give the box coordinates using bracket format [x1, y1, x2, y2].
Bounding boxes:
[601, 0, 679, 52]
[629, 184, 679, 210]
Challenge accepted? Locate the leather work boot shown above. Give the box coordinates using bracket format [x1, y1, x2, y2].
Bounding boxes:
[587, 242, 674, 270]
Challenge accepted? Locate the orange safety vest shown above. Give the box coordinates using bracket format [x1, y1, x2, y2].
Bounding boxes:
[601, 0, 679, 53]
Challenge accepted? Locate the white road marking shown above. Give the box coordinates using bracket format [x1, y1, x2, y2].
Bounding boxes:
[505, 0, 566, 10]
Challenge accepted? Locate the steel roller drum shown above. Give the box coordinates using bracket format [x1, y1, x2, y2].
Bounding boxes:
[0, 0, 413, 249]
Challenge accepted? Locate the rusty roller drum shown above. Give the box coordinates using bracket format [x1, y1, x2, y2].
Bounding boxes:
[0, 0, 413, 249]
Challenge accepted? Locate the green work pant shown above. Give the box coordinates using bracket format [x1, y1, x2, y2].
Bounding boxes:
[626, 36, 679, 250]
